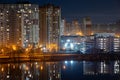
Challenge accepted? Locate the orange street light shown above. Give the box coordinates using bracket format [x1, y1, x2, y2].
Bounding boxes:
[76, 32, 83, 36]
[1, 49, 4, 53]
[40, 66, 43, 70]
[25, 48, 29, 52]
[12, 45, 17, 51]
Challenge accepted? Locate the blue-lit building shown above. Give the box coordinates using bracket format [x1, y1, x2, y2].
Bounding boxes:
[94, 33, 115, 53]
[114, 37, 120, 52]
[60, 33, 120, 54]
[60, 36, 83, 52]
[60, 35, 95, 53]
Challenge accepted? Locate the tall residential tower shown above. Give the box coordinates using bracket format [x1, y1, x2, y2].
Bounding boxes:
[83, 17, 92, 36]
[0, 4, 39, 48]
[39, 4, 61, 52]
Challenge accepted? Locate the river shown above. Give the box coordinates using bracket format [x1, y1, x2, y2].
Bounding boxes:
[0, 60, 120, 80]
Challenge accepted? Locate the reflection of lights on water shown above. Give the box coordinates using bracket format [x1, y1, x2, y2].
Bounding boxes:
[65, 60, 74, 64]
[114, 61, 120, 74]
[58, 74, 60, 78]
[13, 65, 15, 69]
[40, 66, 43, 70]
[35, 62, 38, 65]
[63, 65, 66, 69]
[28, 71, 30, 74]
[25, 67, 29, 71]
[23, 64, 26, 68]
[29, 74, 32, 77]
[24, 71, 26, 74]
[7, 75, 10, 78]
[19, 65, 22, 69]
[1, 67, 4, 72]
[71, 60, 73, 64]
[26, 77, 29, 80]
[65, 61, 68, 64]
[31, 63, 33, 67]
[8, 64, 10, 67]
[36, 65, 39, 68]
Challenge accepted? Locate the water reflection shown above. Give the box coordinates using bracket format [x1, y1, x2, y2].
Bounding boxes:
[0, 60, 120, 80]
[83, 61, 120, 75]
[0, 62, 61, 80]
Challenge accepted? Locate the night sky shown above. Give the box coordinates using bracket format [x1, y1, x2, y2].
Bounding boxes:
[0, 0, 120, 23]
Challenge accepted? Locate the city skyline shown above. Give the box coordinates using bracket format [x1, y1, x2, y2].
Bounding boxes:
[0, 0, 120, 23]
[0, 3, 120, 53]
[0, 1, 120, 80]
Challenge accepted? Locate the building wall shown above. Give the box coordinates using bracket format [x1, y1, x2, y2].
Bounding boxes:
[60, 19, 65, 36]
[0, 4, 39, 48]
[92, 23, 119, 34]
[60, 33, 120, 53]
[95, 33, 115, 53]
[39, 4, 61, 52]
[71, 20, 80, 35]
[114, 37, 120, 52]
[83, 61, 116, 75]
[83, 17, 92, 36]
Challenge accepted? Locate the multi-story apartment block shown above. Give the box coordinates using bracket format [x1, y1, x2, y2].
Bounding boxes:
[39, 4, 61, 52]
[83, 17, 92, 36]
[94, 33, 115, 53]
[60, 19, 66, 36]
[0, 4, 39, 48]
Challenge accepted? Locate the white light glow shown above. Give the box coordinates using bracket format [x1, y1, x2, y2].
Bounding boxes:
[70, 60, 73, 64]
[65, 61, 68, 64]
[67, 39, 70, 42]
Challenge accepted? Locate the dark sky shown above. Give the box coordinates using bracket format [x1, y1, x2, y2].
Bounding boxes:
[0, 0, 120, 23]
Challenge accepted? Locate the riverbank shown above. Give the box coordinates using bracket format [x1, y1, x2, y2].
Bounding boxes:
[0, 53, 120, 63]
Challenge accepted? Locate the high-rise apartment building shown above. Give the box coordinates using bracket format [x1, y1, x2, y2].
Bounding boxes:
[92, 23, 118, 34]
[62, 19, 83, 36]
[95, 33, 115, 52]
[83, 17, 92, 36]
[39, 4, 61, 52]
[0, 4, 39, 48]
[60, 19, 66, 36]
[72, 19, 81, 35]
[65, 22, 72, 35]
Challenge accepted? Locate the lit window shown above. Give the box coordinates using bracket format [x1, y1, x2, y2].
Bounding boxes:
[6, 11, 9, 13]
[0, 13, 3, 15]
[6, 29, 9, 31]
[29, 10, 32, 13]
[114, 48, 118, 49]
[104, 39, 106, 40]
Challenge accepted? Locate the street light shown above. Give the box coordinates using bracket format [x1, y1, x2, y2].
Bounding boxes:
[1, 49, 4, 54]
[12, 45, 17, 51]
[25, 48, 29, 53]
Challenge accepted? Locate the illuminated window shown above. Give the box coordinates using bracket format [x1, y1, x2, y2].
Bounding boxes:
[114, 48, 118, 49]
[6, 29, 9, 31]
[29, 10, 32, 13]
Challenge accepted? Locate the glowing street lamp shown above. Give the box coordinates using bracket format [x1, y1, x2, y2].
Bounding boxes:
[25, 48, 29, 53]
[12, 45, 17, 51]
[1, 49, 4, 53]
[40, 66, 43, 70]
[76, 32, 83, 36]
